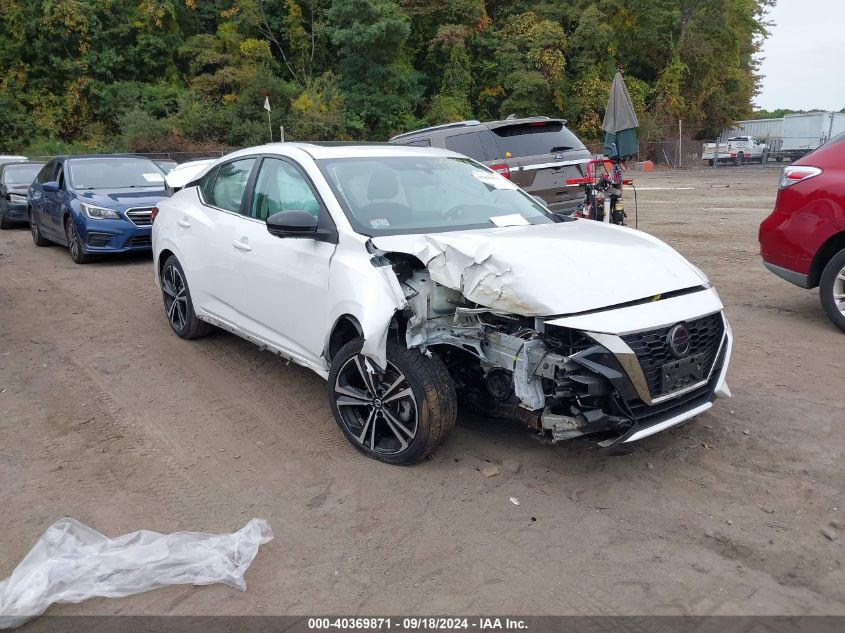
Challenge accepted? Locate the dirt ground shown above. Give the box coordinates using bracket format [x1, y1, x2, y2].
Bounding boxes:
[1, 165, 843, 618]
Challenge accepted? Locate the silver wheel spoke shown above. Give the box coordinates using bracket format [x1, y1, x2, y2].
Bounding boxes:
[381, 375, 406, 400]
[369, 413, 377, 450]
[335, 385, 371, 406]
[337, 396, 371, 407]
[382, 410, 411, 449]
[383, 386, 413, 404]
[354, 356, 377, 396]
[355, 409, 376, 444]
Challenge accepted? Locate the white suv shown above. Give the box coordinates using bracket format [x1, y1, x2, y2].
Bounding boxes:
[152, 143, 732, 464]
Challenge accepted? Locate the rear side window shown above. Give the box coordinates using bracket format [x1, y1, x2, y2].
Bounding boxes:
[445, 132, 486, 161]
[400, 138, 431, 147]
[491, 122, 585, 158]
[202, 158, 255, 213]
[36, 162, 55, 184]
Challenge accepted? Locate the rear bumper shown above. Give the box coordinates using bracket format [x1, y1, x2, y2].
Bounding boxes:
[763, 261, 809, 289]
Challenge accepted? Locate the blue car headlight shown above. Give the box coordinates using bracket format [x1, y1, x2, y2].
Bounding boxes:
[9, 194, 27, 204]
[81, 202, 120, 220]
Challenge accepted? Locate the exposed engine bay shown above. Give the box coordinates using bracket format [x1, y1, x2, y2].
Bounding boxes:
[379, 250, 731, 446]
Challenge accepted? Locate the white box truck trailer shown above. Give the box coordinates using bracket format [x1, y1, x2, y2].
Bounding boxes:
[780, 112, 845, 161]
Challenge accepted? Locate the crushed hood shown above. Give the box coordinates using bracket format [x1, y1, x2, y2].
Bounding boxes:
[372, 221, 708, 316]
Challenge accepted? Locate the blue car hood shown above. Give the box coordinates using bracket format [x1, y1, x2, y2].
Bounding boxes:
[76, 188, 169, 209]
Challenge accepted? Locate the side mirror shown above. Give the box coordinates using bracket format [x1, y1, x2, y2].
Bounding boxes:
[43, 181, 60, 193]
[266, 210, 338, 244]
[266, 210, 318, 238]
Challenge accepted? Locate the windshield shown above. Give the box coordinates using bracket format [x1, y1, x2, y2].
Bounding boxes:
[2, 164, 42, 186]
[68, 158, 166, 189]
[317, 156, 555, 236]
[490, 122, 586, 157]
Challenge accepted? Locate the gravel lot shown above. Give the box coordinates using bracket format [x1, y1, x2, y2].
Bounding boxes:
[0, 165, 843, 616]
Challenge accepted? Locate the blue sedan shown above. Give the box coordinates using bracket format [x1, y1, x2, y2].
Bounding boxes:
[28, 155, 169, 263]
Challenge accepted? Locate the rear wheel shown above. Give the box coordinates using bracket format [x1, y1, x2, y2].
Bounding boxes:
[820, 248, 845, 333]
[65, 217, 92, 264]
[328, 339, 457, 465]
[30, 211, 50, 246]
[161, 255, 214, 339]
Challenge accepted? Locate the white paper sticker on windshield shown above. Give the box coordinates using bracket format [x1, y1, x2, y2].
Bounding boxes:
[142, 173, 165, 183]
[472, 170, 518, 190]
[490, 214, 530, 227]
[370, 218, 390, 228]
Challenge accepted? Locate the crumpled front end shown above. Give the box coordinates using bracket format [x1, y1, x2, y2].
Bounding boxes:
[392, 263, 732, 444]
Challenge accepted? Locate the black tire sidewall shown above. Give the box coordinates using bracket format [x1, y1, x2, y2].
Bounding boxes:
[65, 217, 88, 263]
[30, 211, 47, 246]
[162, 255, 199, 338]
[819, 248, 845, 333]
[327, 339, 435, 465]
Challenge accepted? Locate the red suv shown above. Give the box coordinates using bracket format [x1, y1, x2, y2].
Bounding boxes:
[759, 133, 845, 331]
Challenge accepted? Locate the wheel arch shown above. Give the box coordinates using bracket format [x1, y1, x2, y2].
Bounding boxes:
[325, 314, 363, 364]
[157, 248, 176, 278]
[809, 231, 845, 288]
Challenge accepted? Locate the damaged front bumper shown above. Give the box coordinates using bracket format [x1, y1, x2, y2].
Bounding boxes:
[400, 270, 733, 446]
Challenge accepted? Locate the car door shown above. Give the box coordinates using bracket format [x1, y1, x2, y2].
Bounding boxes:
[29, 161, 56, 238]
[179, 157, 258, 324]
[227, 156, 337, 362]
[41, 163, 67, 239]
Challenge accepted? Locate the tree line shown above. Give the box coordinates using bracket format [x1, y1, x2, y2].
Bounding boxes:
[0, 0, 772, 155]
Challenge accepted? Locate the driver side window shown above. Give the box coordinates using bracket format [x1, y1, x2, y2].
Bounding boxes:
[250, 158, 321, 221]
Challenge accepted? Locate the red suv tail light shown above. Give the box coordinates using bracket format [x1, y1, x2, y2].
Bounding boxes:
[778, 166, 822, 189]
[150, 206, 159, 223]
[489, 163, 511, 180]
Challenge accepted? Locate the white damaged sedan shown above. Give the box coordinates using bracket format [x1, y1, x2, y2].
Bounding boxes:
[152, 143, 732, 464]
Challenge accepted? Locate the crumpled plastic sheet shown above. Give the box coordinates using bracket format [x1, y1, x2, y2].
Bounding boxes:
[0, 517, 273, 629]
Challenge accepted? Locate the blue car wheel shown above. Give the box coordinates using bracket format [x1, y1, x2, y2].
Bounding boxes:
[65, 217, 92, 264]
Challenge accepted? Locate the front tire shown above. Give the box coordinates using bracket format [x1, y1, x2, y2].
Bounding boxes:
[160, 255, 214, 339]
[30, 211, 50, 246]
[65, 217, 92, 264]
[328, 339, 457, 465]
[819, 248, 845, 333]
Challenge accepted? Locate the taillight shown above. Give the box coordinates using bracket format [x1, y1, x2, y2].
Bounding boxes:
[150, 206, 159, 222]
[566, 177, 590, 186]
[779, 166, 822, 189]
[489, 163, 511, 179]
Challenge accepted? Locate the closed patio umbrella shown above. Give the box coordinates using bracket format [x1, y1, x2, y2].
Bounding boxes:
[602, 71, 639, 160]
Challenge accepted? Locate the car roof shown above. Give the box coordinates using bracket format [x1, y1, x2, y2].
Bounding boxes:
[224, 142, 464, 161]
[60, 154, 156, 161]
[390, 116, 566, 141]
[0, 161, 45, 170]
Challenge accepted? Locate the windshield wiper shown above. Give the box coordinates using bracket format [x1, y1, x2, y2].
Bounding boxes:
[550, 146, 574, 153]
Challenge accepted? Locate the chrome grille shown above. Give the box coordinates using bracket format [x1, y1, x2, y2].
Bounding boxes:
[622, 312, 725, 399]
[125, 207, 153, 226]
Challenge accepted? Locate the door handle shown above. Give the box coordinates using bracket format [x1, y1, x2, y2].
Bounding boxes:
[232, 239, 252, 252]
[177, 218, 191, 228]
